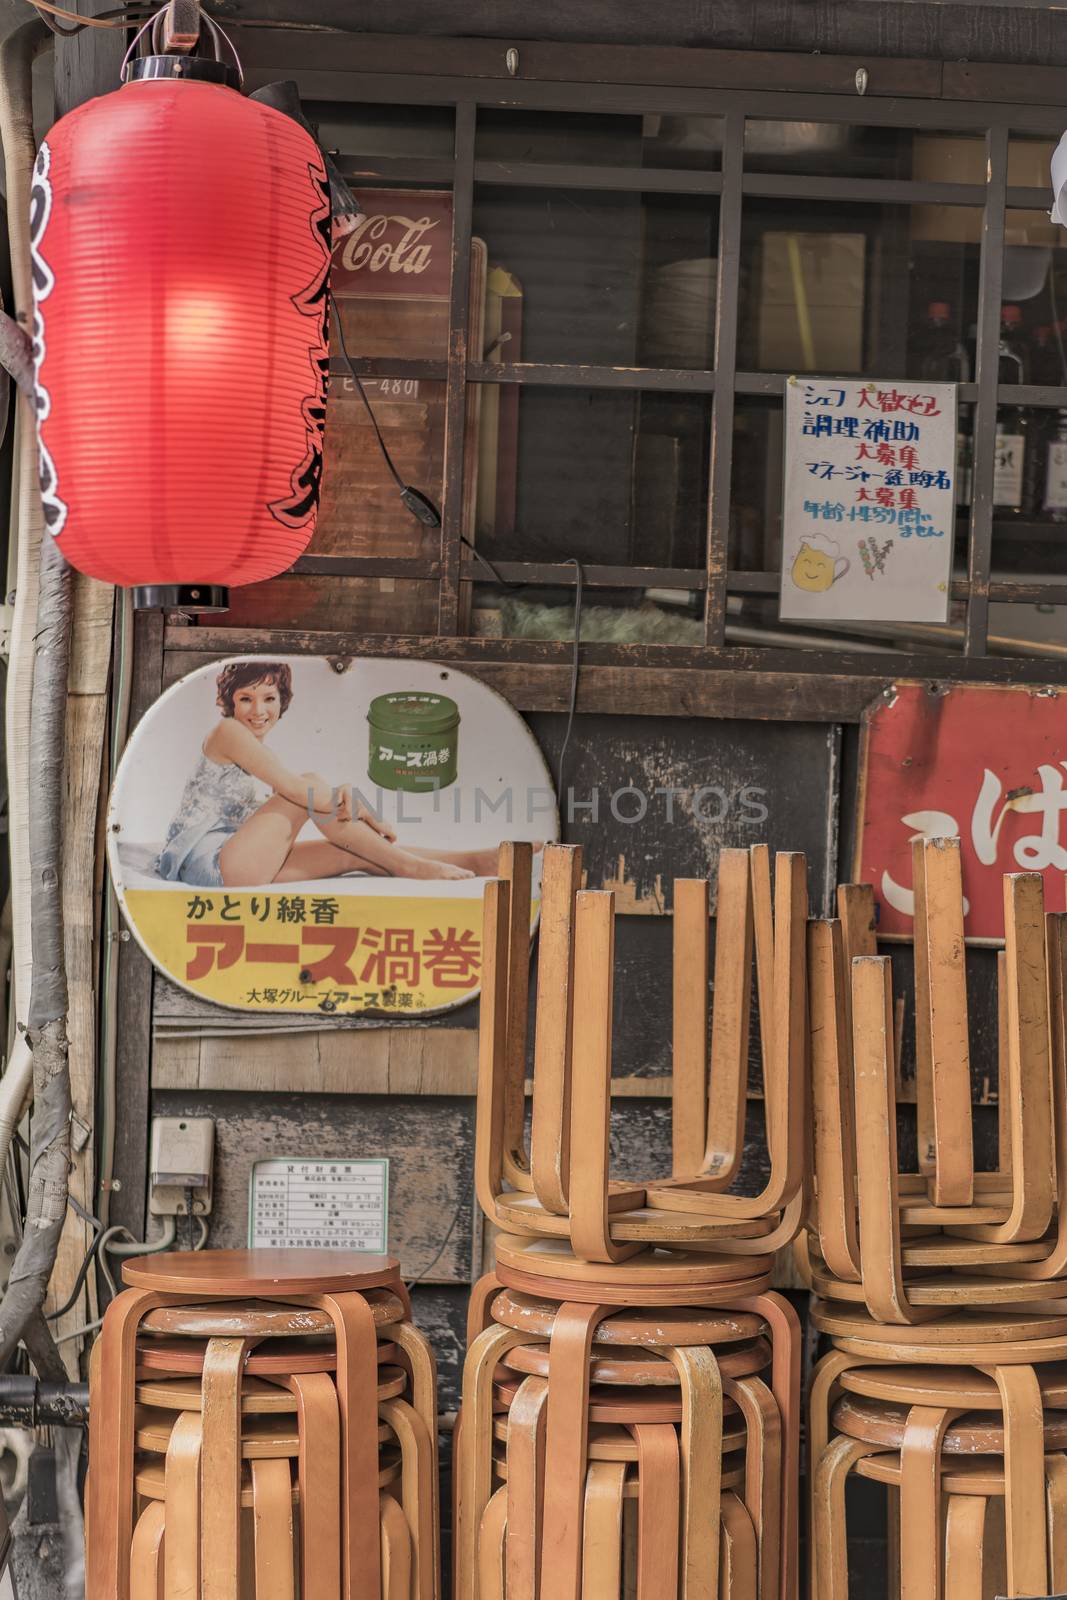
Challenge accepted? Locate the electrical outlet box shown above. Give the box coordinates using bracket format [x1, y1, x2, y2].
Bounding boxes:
[149, 1116, 215, 1217]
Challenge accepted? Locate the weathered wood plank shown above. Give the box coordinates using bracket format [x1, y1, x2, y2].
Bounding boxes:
[153, 1027, 480, 1095]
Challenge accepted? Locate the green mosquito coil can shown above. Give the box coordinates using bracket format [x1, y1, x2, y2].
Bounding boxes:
[367, 691, 461, 793]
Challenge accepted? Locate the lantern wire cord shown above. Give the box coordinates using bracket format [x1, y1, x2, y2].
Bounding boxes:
[330, 297, 425, 503]
[25, 0, 123, 29]
[331, 292, 584, 788]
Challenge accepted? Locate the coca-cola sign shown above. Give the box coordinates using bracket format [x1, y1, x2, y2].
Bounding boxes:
[332, 189, 453, 300]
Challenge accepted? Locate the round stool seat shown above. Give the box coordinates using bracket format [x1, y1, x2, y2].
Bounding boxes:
[490, 1387, 751, 1435]
[837, 1362, 1067, 1412]
[896, 1237, 1054, 1267]
[134, 1407, 395, 1457]
[134, 1452, 402, 1504]
[831, 1393, 1067, 1454]
[854, 1451, 1009, 1498]
[494, 1191, 776, 1245]
[135, 1337, 399, 1377]
[135, 1374, 298, 1414]
[138, 1290, 406, 1338]
[498, 1334, 771, 1387]
[494, 1236, 774, 1304]
[122, 1247, 402, 1296]
[488, 1290, 764, 1348]
[811, 1262, 1067, 1308]
[810, 1300, 1067, 1362]
[491, 1436, 748, 1487]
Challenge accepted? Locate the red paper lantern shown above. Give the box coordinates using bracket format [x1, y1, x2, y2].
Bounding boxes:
[30, 55, 332, 609]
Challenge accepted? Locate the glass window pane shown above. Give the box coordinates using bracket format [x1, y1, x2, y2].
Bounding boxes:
[476, 108, 722, 171]
[468, 384, 710, 568]
[738, 199, 983, 377]
[746, 120, 911, 177]
[472, 583, 704, 644]
[743, 123, 985, 181]
[731, 398, 783, 573]
[472, 185, 719, 368]
[988, 214, 1067, 543]
[1007, 135, 1057, 189]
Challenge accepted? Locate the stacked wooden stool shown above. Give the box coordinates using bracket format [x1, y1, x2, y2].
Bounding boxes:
[86, 1248, 438, 1600]
[807, 837, 1067, 1597]
[458, 841, 807, 1600]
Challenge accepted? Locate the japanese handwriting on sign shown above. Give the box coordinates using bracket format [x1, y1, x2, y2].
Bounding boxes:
[783, 376, 956, 623]
[880, 764, 1067, 918]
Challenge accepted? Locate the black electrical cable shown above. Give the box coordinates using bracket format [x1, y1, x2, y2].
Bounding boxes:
[331, 296, 442, 529]
[332, 293, 584, 798]
[46, 1193, 105, 1321]
[556, 558, 584, 796]
[404, 1198, 463, 1295]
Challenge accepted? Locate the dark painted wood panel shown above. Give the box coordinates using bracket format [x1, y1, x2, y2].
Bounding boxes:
[528, 712, 840, 914]
[229, 7, 1067, 72]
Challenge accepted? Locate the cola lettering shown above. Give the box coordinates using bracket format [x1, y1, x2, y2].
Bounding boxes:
[340, 213, 438, 276]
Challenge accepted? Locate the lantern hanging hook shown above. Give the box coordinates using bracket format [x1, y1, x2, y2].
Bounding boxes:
[120, 3, 244, 86]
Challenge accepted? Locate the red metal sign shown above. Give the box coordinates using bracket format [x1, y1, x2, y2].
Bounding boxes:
[855, 680, 1067, 944]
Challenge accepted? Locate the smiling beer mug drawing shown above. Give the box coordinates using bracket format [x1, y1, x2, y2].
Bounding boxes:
[790, 536, 850, 594]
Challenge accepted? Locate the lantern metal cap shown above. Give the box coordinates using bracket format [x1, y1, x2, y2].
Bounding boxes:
[133, 584, 230, 613]
[126, 55, 240, 89]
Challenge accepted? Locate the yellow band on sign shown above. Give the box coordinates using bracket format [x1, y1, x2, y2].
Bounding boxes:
[124, 888, 522, 1015]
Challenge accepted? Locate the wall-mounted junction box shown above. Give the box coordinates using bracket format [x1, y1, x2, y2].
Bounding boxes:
[149, 1116, 215, 1217]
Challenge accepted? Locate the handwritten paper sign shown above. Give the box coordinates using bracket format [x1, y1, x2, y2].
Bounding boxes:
[780, 377, 956, 624]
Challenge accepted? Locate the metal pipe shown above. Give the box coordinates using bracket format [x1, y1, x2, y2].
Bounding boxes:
[0, 1375, 88, 1428]
[0, 16, 51, 1054]
[97, 590, 133, 1230]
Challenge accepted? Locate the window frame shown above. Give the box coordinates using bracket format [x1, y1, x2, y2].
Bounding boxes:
[211, 31, 1067, 696]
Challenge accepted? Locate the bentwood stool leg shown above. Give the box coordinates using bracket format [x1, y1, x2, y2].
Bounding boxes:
[898, 1405, 956, 1600]
[1047, 1453, 1067, 1591]
[200, 1337, 251, 1600]
[633, 1424, 681, 1600]
[282, 1372, 341, 1600]
[727, 1376, 781, 1600]
[505, 1375, 548, 1600]
[812, 1437, 881, 1600]
[992, 1364, 1049, 1596]
[381, 1492, 414, 1600]
[251, 1459, 296, 1600]
[130, 1503, 166, 1600]
[582, 1461, 627, 1600]
[87, 1286, 169, 1600]
[476, 1488, 507, 1600]
[660, 1345, 723, 1600]
[540, 1303, 603, 1600]
[808, 1351, 859, 1600]
[943, 1496, 987, 1600]
[164, 1411, 201, 1600]
[465, 1274, 503, 1345]
[720, 1493, 759, 1600]
[456, 1326, 526, 1600]
[295, 1291, 383, 1600]
[391, 1320, 441, 1600]
[380, 1397, 435, 1600]
[724, 1291, 800, 1600]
